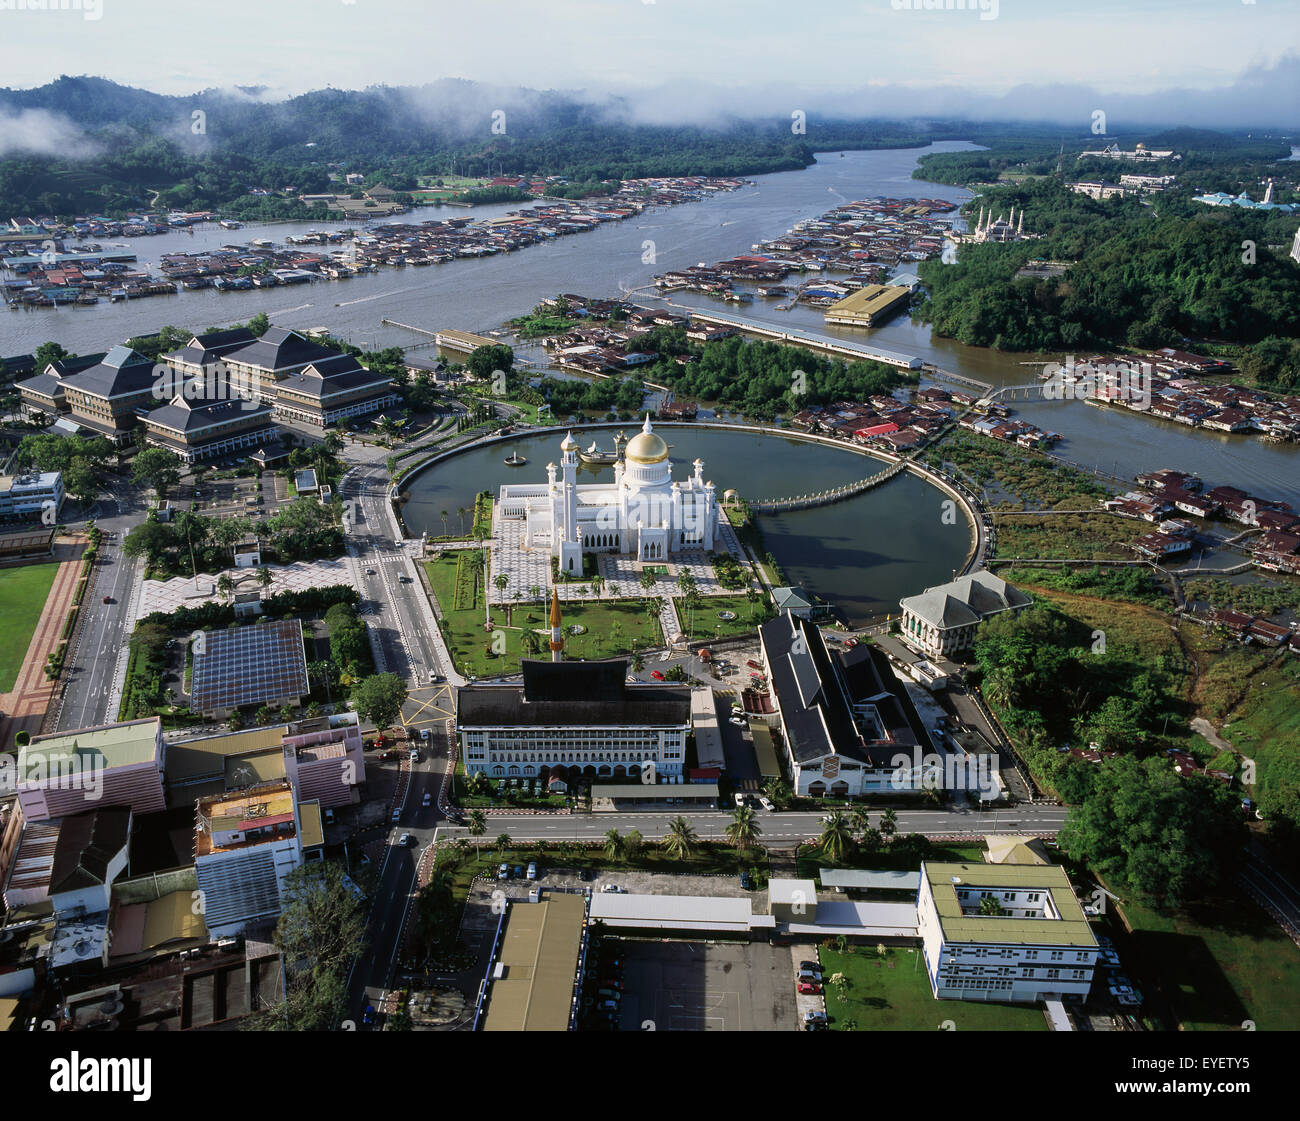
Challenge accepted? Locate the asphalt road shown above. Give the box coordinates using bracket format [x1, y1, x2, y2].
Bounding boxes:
[433, 802, 1071, 844]
[56, 481, 148, 732]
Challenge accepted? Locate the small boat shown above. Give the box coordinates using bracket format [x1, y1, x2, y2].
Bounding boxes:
[219, 219, 242, 230]
[504, 451, 528, 466]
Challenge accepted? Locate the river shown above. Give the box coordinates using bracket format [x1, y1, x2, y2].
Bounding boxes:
[5, 140, 1296, 507]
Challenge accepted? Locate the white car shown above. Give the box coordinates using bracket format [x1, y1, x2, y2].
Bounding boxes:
[729, 717, 747, 727]
[758, 796, 775, 811]
[600, 884, 625, 894]
[397, 832, 412, 846]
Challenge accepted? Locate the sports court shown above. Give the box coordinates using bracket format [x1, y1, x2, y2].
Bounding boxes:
[616, 941, 798, 1032]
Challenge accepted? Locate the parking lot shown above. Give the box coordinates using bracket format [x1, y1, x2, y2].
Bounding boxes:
[614, 940, 799, 1032]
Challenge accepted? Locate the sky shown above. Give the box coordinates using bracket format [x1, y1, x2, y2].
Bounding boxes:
[0, 0, 1297, 128]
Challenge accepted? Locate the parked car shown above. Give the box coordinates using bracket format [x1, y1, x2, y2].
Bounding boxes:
[600, 884, 625, 893]
[798, 981, 823, 995]
[799, 960, 821, 972]
[739, 871, 754, 891]
[526, 862, 537, 880]
[362, 1005, 375, 1025]
[803, 1009, 827, 1025]
[409, 748, 419, 763]
[579, 869, 595, 882]
[596, 989, 621, 1001]
[758, 796, 775, 811]
[497, 863, 509, 880]
[514, 865, 524, 879]
[734, 793, 747, 808]
[797, 967, 822, 982]
[650, 670, 665, 680]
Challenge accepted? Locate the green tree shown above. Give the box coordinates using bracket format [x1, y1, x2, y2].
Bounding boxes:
[131, 446, 182, 497]
[623, 828, 644, 860]
[467, 809, 487, 837]
[725, 806, 762, 852]
[818, 810, 854, 862]
[273, 862, 367, 976]
[879, 808, 898, 843]
[663, 816, 698, 861]
[603, 828, 625, 861]
[350, 673, 408, 732]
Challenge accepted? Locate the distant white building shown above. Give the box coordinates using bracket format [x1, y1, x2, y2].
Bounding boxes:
[917, 861, 1099, 1003]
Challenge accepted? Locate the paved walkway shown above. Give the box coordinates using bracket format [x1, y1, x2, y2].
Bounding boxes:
[136, 558, 355, 620]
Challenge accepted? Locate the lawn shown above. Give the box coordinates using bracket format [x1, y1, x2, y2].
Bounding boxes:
[820, 946, 1049, 1031]
[0, 562, 59, 691]
[1115, 891, 1300, 1031]
[993, 513, 1140, 561]
[677, 593, 771, 641]
[425, 553, 663, 677]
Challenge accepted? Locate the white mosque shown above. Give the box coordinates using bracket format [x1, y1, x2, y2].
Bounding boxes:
[498, 417, 719, 574]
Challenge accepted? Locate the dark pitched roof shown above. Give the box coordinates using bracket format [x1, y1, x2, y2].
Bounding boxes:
[458, 659, 690, 727]
[49, 807, 132, 895]
[223, 327, 338, 372]
[276, 354, 393, 402]
[62, 345, 156, 399]
[16, 352, 107, 399]
[147, 394, 273, 433]
[760, 615, 920, 767]
[164, 327, 258, 368]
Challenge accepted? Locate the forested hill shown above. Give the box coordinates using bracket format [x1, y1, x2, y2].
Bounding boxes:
[0, 76, 966, 217]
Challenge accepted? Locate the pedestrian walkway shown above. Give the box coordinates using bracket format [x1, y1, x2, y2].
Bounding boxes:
[136, 557, 354, 620]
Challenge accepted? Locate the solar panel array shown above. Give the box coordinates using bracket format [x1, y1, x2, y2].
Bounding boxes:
[190, 619, 309, 713]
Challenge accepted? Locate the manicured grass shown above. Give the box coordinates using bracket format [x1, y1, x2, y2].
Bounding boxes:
[820, 946, 1049, 1031]
[1116, 891, 1300, 1031]
[426, 553, 662, 677]
[677, 593, 771, 641]
[0, 563, 60, 692]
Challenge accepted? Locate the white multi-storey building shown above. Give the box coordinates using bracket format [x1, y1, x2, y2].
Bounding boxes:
[898, 571, 1031, 658]
[917, 861, 1099, 1003]
[456, 659, 691, 785]
[498, 417, 718, 576]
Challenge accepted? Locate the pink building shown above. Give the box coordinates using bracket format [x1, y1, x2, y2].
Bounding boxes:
[280, 714, 366, 808]
[17, 718, 165, 821]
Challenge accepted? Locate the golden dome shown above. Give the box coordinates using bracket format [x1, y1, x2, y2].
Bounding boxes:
[624, 416, 669, 464]
[560, 431, 578, 452]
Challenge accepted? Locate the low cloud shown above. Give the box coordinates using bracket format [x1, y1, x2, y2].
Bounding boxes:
[0, 107, 100, 158]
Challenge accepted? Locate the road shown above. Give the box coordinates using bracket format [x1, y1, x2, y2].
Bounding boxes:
[433, 802, 1071, 844]
[56, 480, 148, 731]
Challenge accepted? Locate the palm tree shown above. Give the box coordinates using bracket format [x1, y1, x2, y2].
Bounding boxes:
[608, 582, 619, 599]
[440, 509, 449, 537]
[494, 832, 512, 857]
[880, 808, 898, 844]
[818, 810, 854, 862]
[623, 828, 644, 860]
[216, 573, 234, 599]
[457, 506, 467, 537]
[725, 806, 762, 852]
[257, 566, 273, 589]
[603, 828, 625, 861]
[591, 574, 604, 599]
[663, 816, 698, 861]
[762, 777, 792, 808]
[639, 568, 656, 595]
[850, 806, 872, 837]
[467, 810, 487, 838]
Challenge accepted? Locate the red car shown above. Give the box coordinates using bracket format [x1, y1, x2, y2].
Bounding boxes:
[798, 981, 823, 995]
[650, 670, 665, 680]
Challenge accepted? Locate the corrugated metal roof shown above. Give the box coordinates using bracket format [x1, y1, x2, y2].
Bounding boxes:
[819, 869, 921, 891]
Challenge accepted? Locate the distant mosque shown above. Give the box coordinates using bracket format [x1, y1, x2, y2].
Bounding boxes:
[969, 205, 1030, 243]
[497, 416, 719, 575]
